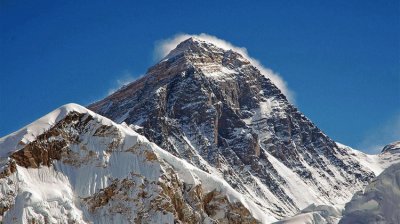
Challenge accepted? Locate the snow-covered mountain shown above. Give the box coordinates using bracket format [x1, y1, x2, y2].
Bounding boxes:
[88, 37, 397, 219]
[1, 37, 399, 223]
[0, 103, 267, 223]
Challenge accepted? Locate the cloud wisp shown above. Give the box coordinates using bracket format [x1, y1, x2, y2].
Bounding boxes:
[107, 70, 142, 95]
[154, 33, 295, 103]
[357, 113, 400, 153]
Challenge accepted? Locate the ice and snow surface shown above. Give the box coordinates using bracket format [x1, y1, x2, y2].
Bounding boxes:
[0, 103, 113, 156]
[273, 204, 342, 224]
[340, 162, 400, 224]
[336, 142, 400, 176]
[0, 103, 277, 223]
[275, 144, 400, 224]
[2, 166, 86, 224]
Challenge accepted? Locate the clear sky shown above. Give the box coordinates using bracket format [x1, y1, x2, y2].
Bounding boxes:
[1, 0, 399, 153]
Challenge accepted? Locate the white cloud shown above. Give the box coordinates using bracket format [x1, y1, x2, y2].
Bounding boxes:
[358, 113, 400, 153]
[154, 33, 295, 103]
[107, 70, 142, 95]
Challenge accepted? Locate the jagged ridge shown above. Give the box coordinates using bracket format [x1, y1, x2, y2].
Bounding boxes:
[1, 37, 398, 224]
[89, 37, 377, 219]
[0, 104, 269, 223]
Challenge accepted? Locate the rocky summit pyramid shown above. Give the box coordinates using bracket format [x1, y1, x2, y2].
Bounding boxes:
[88, 38, 383, 217]
[1, 37, 398, 224]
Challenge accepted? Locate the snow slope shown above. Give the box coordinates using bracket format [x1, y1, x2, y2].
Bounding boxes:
[337, 142, 400, 176]
[273, 204, 342, 224]
[0, 103, 273, 223]
[340, 162, 400, 224]
[272, 143, 400, 224]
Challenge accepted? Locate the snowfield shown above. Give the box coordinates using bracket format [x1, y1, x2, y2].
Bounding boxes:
[340, 162, 400, 224]
[0, 103, 276, 223]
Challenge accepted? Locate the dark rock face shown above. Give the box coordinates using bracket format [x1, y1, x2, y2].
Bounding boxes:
[89, 38, 374, 217]
[381, 141, 400, 153]
[8, 112, 120, 169]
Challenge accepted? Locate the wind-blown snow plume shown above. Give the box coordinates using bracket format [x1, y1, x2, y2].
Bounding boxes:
[154, 33, 295, 103]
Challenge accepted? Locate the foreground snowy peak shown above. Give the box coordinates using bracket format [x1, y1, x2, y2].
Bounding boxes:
[0, 104, 268, 223]
[89, 37, 377, 219]
[0, 103, 108, 154]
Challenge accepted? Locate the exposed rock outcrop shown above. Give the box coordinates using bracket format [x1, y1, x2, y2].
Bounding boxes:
[90, 37, 375, 218]
[0, 104, 265, 223]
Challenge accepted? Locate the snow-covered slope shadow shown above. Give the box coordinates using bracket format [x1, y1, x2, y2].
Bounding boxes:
[340, 162, 400, 224]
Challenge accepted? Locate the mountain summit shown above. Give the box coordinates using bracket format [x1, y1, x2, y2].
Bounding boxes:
[89, 38, 377, 218]
[1, 37, 398, 224]
[161, 37, 251, 70]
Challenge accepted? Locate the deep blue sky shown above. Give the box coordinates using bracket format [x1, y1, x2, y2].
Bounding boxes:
[1, 0, 399, 153]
